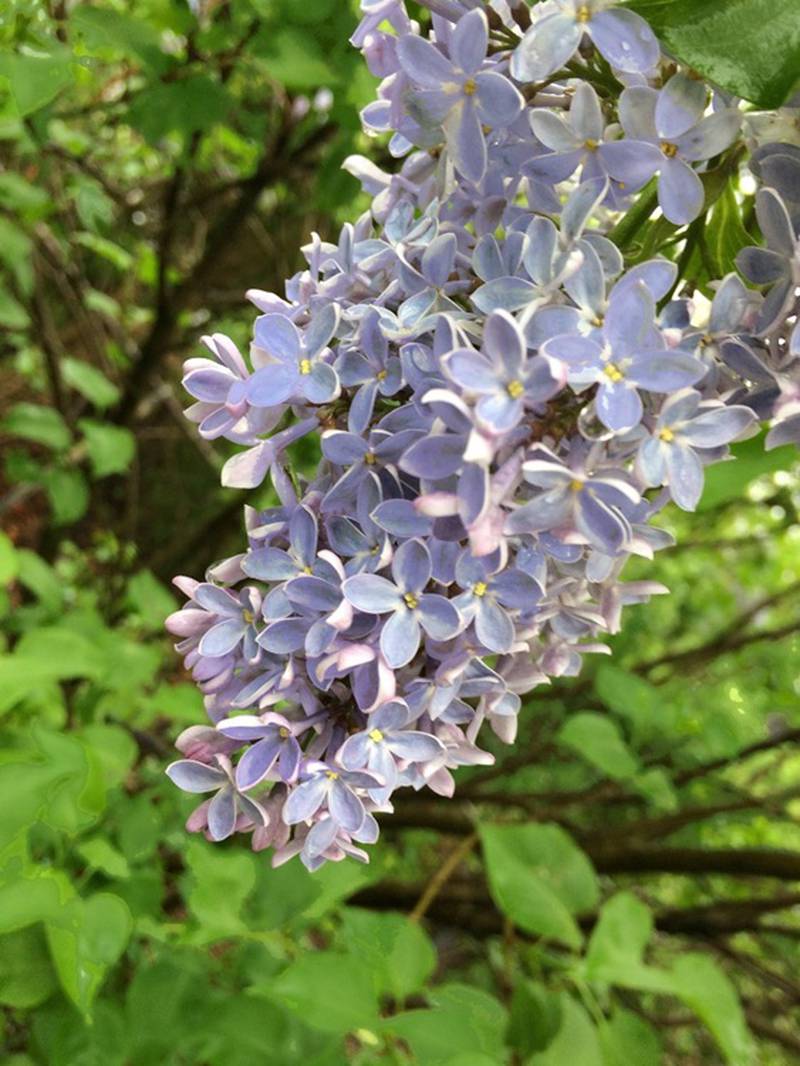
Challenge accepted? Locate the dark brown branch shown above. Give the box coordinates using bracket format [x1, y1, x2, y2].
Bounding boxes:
[590, 844, 800, 882]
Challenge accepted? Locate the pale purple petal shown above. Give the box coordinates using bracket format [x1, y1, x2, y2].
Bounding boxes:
[666, 442, 704, 511]
[199, 618, 245, 657]
[588, 9, 660, 74]
[207, 786, 237, 841]
[236, 737, 282, 789]
[397, 33, 456, 88]
[658, 158, 704, 225]
[344, 573, 402, 613]
[417, 594, 460, 640]
[451, 8, 487, 75]
[654, 74, 707, 139]
[475, 598, 514, 653]
[474, 71, 523, 127]
[283, 775, 329, 824]
[381, 608, 421, 668]
[393, 537, 432, 593]
[166, 760, 226, 793]
[682, 406, 754, 448]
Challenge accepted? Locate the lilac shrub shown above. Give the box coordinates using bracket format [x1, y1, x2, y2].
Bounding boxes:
[165, 0, 800, 870]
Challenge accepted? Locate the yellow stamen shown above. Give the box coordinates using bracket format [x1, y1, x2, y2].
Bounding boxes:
[376, 369, 387, 381]
[325, 770, 339, 780]
[507, 379, 524, 399]
[303, 565, 313, 575]
[660, 141, 679, 158]
[368, 728, 384, 743]
[603, 362, 624, 383]
[279, 726, 290, 739]
[463, 77, 477, 96]
[403, 592, 419, 609]
[570, 479, 585, 492]
[583, 138, 599, 151]
[364, 451, 377, 465]
[473, 581, 488, 598]
[658, 428, 675, 443]
[576, 4, 592, 23]
[299, 358, 312, 375]
[243, 609, 254, 623]
[591, 314, 604, 327]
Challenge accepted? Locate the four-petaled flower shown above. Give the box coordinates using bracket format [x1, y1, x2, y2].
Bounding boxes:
[343, 538, 461, 667]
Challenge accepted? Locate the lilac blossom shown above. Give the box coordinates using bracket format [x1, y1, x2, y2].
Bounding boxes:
[636, 390, 756, 510]
[607, 74, 741, 224]
[397, 8, 523, 183]
[511, 0, 660, 83]
[163, 0, 800, 871]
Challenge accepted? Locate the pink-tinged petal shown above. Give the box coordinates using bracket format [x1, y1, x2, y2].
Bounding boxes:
[236, 737, 282, 790]
[221, 442, 274, 489]
[576, 492, 630, 554]
[658, 158, 704, 225]
[201, 332, 248, 377]
[183, 365, 235, 403]
[450, 8, 487, 75]
[397, 33, 456, 88]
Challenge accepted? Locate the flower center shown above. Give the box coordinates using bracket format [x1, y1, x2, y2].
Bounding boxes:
[603, 362, 625, 382]
[242, 609, 254, 623]
[658, 428, 675, 443]
[299, 358, 312, 374]
[570, 479, 585, 492]
[368, 728, 384, 742]
[463, 77, 477, 96]
[364, 451, 377, 465]
[473, 581, 488, 597]
[403, 592, 419, 609]
[325, 770, 339, 780]
[576, 4, 592, 23]
[303, 565, 313, 575]
[279, 726, 290, 739]
[376, 369, 388, 381]
[507, 379, 524, 399]
[591, 314, 604, 327]
[660, 141, 679, 158]
[583, 138, 599, 151]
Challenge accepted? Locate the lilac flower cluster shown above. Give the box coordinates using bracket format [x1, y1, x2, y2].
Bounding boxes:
[166, 0, 800, 870]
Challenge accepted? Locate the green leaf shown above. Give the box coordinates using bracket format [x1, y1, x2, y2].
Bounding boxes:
[76, 837, 130, 880]
[599, 1008, 662, 1066]
[528, 994, 602, 1066]
[698, 431, 797, 511]
[267, 952, 380, 1033]
[46, 892, 132, 1020]
[558, 713, 640, 781]
[2, 403, 71, 450]
[0, 285, 29, 329]
[127, 75, 231, 142]
[41, 468, 90, 524]
[71, 7, 169, 72]
[0, 532, 18, 586]
[0, 627, 105, 714]
[74, 232, 134, 272]
[126, 570, 176, 631]
[480, 824, 598, 947]
[668, 954, 753, 1065]
[61, 359, 121, 409]
[632, 768, 678, 812]
[386, 984, 507, 1065]
[253, 27, 338, 89]
[185, 839, 256, 939]
[78, 420, 136, 478]
[707, 185, 752, 279]
[625, 0, 800, 107]
[0, 51, 73, 116]
[0, 925, 58, 1008]
[340, 909, 436, 1001]
[507, 981, 562, 1058]
[584, 893, 672, 993]
[594, 664, 669, 742]
[0, 874, 73, 935]
[15, 549, 64, 611]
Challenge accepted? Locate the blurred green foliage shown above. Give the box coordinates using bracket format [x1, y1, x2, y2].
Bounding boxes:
[1, 1, 800, 1063]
